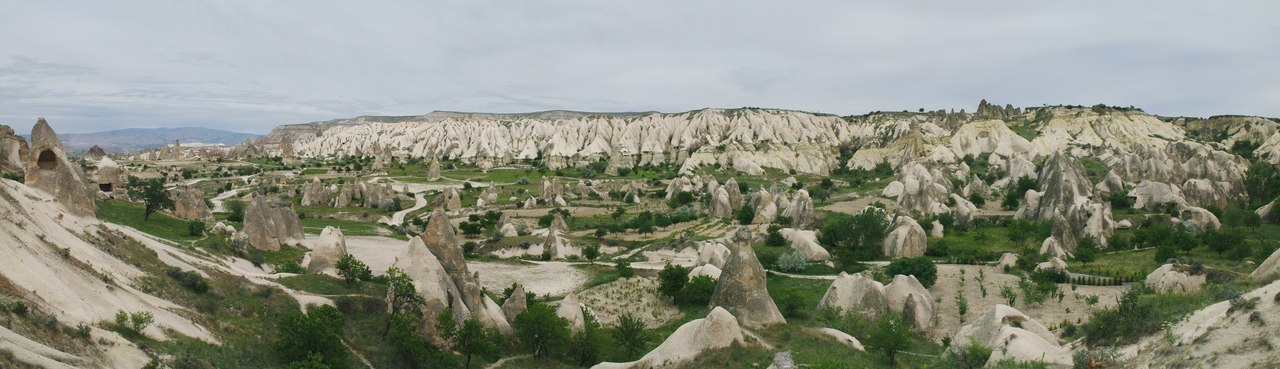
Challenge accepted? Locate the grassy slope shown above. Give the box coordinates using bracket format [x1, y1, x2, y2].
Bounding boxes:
[97, 199, 202, 242]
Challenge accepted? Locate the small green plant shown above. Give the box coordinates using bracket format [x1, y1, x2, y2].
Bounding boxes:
[335, 254, 372, 285]
[1000, 284, 1018, 306]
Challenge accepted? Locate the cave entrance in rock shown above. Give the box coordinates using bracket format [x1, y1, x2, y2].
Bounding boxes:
[37, 150, 58, 170]
[99, 183, 113, 192]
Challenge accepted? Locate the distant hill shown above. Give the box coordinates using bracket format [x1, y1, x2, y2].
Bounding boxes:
[52, 127, 260, 154]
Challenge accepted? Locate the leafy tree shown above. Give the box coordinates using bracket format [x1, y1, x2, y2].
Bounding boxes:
[226, 199, 246, 222]
[615, 259, 634, 279]
[668, 191, 695, 208]
[968, 193, 986, 207]
[383, 267, 424, 337]
[657, 263, 690, 300]
[440, 315, 500, 369]
[1075, 235, 1099, 266]
[1007, 219, 1036, 250]
[946, 343, 992, 369]
[126, 177, 174, 221]
[286, 353, 331, 369]
[680, 276, 716, 306]
[613, 312, 648, 359]
[818, 208, 891, 262]
[765, 224, 787, 247]
[335, 254, 372, 285]
[1200, 229, 1242, 258]
[186, 220, 206, 236]
[570, 310, 604, 366]
[582, 244, 601, 264]
[386, 314, 448, 368]
[735, 204, 755, 225]
[883, 257, 937, 288]
[1170, 226, 1199, 256]
[776, 289, 807, 319]
[513, 303, 570, 359]
[276, 305, 346, 368]
[611, 206, 626, 220]
[870, 314, 912, 364]
[1244, 162, 1280, 207]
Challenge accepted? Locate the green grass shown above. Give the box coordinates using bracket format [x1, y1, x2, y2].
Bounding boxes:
[97, 200, 202, 242]
[300, 217, 403, 239]
[278, 274, 386, 296]
[1079, 156, 1110, 184]
[929, 226, 1027, 262]
[300, 168, 329, 175]
[575, 264, 624, 289]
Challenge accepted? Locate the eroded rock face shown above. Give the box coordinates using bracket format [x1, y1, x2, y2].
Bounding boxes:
[1251, 247, 1280, 280]
[951, 305, 1070, 366]
[817, 272, 889, 319]
[709, 186, 733, 218]
[885, 275, 934, 331]
[779, 228, 830, 261]
[556, 293, 587, 332]
[1145, 263, 1205, 293]
[894, 161, 952, 216]
[708, 229, 785, 328]
[23, 118, 96, 216]
[751, 189, 778, 224]
[172, 186, 212, 221]
[242, 194, 304, 251]
[427, 156, 442, 181]
[307, 226, 347, 273]
[883, 215, 927, 258]
[783, 189, 815, 229]
[0, 125, 30, 175]
[500, 284, 527, 324]
[591, 307, 745, 369]
[1179, 206, 1222, 231]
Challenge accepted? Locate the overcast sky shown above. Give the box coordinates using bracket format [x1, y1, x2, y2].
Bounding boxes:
[2, 1, 1277, 134]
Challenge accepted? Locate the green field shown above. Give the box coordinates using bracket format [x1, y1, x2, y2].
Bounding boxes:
[97, 199, 203, 242]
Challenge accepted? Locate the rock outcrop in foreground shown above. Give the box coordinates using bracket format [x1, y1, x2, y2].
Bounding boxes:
[242, 195, 304, 251]
[591, 307, 745, 369]
[306, 226, 347, 273]
[707, 228, 785, 328]
[951, 305, 1070, 366]
[23, 118, 96, 216]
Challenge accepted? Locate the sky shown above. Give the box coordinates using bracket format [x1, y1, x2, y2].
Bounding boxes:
[1, 1, 1277, 134]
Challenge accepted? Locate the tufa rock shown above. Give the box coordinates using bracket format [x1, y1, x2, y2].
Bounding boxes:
[172, 186, 212, 221]
[23, 118, 96, 216]
[242, 194, 304, 251]
[708, 228, 786, 328]
[307, 226, 347, 273]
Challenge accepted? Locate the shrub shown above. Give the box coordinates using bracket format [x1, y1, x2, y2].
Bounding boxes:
[514, 303, 570, 359]
[765, 225, 787, 247]
[274, 261, 306, 274]
[776, 250, 808, 273]
[615, 259, 634, 279]
[225, 200, 245, 222]
[1071, 348, 1119, 369]
[186, 220, 206, 236]
[870, 314, 913, 364]
[276, 305, 347, 368]
[680, 276, 716, 306]
[884, 257, 937, 288]
[657, 264, 690, 300]
[165, 267, 210, 294]
[613, 312, 648, 359]
[735, 204, 755, 225]
[335, 254, 372, 285]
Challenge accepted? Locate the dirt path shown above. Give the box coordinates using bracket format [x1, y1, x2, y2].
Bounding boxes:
[210, 188, 244, 213]
[382, 192, 426, 226]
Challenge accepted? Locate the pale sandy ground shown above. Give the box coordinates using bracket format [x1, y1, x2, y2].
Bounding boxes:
[576, 276, 681, 328]
[1126, 279, 1280, 369]
[505, 206, 610, 218]
[818, 195, 896, 215]
[929, 264, 1126, 341]
[338, 236, 410, 273]
[209, 187, 245, 212]
[468, 261, 587, 297]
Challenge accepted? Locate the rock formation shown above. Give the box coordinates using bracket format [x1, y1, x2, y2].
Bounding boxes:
[0, 124, 29, 175]
[779, 228, 830, 261]
[23, 118, 96, 216]
[396, 210, 512, 335]
[1250, 247, 1280, 280]
[500, 284, 527, 324]
[1145, 263, 1205, 293]
[818, 328, 865, 351]
[883, 215, 927, 258]
[591, 307, 745, 369]
[817, 272, 889, 320]
[782, 189, 814, 228]
[172, 186, 212, 221]
[242, 194, 304, 251]
[427, 156, 442, 181]
[556, 293, 587, 332]
[708, 229, 785, 328]
[709, 186, 733, 218]
[951, 305, 1070, 366]
[306, 226, 347, 273]
[884, 274, 934, 331]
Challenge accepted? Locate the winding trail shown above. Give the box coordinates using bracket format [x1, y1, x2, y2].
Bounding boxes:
[382, 192, 426, 226]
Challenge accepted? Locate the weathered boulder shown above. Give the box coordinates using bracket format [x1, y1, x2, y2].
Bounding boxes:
[591, 307, 745, 369]
[0, 124, 29, 175]
[817, 328, 865, 351]
[724, 178, 744, 210]
[930, 220, 944, 238]
[962, 175, 989, 198]
[949, 194, 978, 227]
[951, 305, 1070, 366]
[500, 284, 527, 324]
[1035, 257, 1068, 272]
[817, 272, 888, 319]
[1129, 180, 1186, 210]
[1039, 237, 1071, 260]
[708, 229, 786, 328]
[885, 275, 934, 331]
[1179, 206, 1221, 231]
[1251, 247, 1280, 280]
[751, 189, 778, 224]
[689, 264, 723, 280]
[556, 293, 587, 332]
[23, 118, 96, 216]
[427, 156, 442, 181]
[996, 253, 1019, 270]
[695, 240, 731, 269]
[782, 189, 815, 228]
[709, 186, 733, 218]
[243, 195, 304, 251]
[307, 226, 347, 273]
[779, 228, 831, 261]
[883, 215, 927, 258]
[1145, 263, 1205, 293]
[172, 186, 212, 221]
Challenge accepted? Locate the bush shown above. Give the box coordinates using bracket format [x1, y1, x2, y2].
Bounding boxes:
[870, 313, 913, 363]
[776, 250, 808, 272]
[274, 261, 307, 274]
[657, 264, 690, 300]
[615, 259, 634, 279]
[1072, 348, 1119, 369]
[186, 220, 206, 236]
[884, 257, 937, 288]
[225, 200, 245, 222]
[776, 289, 808, 319]
[335, 254, 372, 285]
[276, 305, 347, 368]
[514, 303, 570, 359]
[735, 204, 755, 225]
[680, 276, 716, 306]
[765, 225, 787, 247]
[165, 267, 210, 294]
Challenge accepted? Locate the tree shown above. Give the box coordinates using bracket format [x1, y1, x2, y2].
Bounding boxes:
[615, 259, 634, 279]
[383, 267, 424, 337]
[276, 305, 347, 368]
[1244, 162, 1280, 208]
[1170, 226, 1199, 256]
[1007, 219, 1036, 251]
[226, 199, 246, 222]
[187, 220, 206, 236]
[765, 224, 787, 247]
[582, 244, 601, 264]
[286, 353, 332, 369]
[513, 303, 570, 359]
[870, 314, 912, 364]
[657, 263, 690, 300]
[735, 204, 755, 225]
[386, 314, 447, 368]
[1000, 284, 1017, 306]
[570, 310, 604, 366]
[613, 312, 648, 359]
[335, 254, 372, 285]
[1200, 229, 1240, 258]
[883, 257, 937, 288]
[946, 343, 992, 369]
[818, 208, 891, 262]
[441, 316, 500, 369]
[126, 177, 174, 221]
[611, 206, 626, 220]
[1075, 235, 1099, 266]
[680, 276, 716, 306]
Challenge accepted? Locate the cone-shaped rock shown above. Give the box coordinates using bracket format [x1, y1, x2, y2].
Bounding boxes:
[23, 118, 96, 216]
[708, 228, 785, 328]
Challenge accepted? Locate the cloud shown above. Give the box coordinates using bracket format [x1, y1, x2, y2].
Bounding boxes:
[0, 0, 1277, 134]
